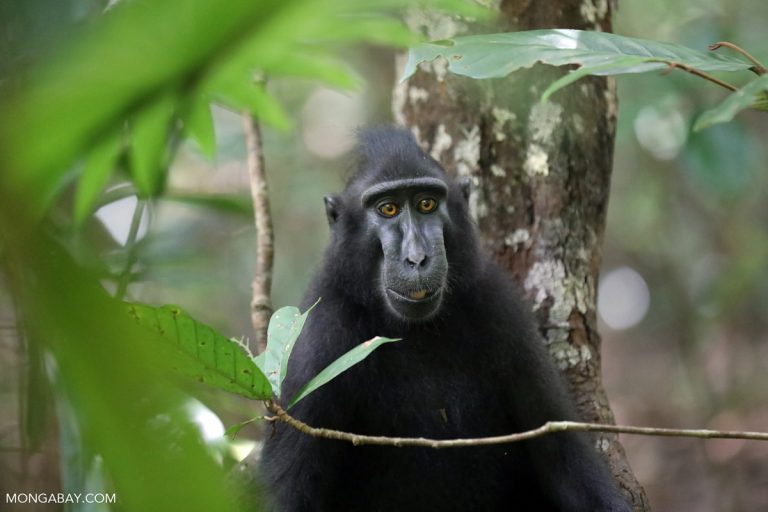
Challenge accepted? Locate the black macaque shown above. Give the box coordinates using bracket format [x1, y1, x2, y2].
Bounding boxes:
[260, 127, 632, 512]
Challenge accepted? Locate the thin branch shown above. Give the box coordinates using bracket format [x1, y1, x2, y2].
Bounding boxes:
[709, 41, 767, 75]
[243, 114, 274, 353]
[659, 61, 739, 92]
[266, 401, 768, 448]
[115, 199, 146, 300]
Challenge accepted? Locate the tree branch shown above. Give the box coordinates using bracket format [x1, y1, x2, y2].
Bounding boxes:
[243, 114, 274, 353]
[266, 401, 768, 448]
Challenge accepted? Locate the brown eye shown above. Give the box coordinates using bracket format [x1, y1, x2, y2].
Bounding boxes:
[378, 202, 399, 217]
[417, 198, 438, 213]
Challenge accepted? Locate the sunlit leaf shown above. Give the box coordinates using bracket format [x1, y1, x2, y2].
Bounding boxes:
[402, 29, 753, 90]
[694, 74, 768, 131]
[127, 303, 272, 400]
[130, 92, 176, 197]
[261, 300, 319, 398]
[182, 98, 216, 158]
[73, 129, 123, 227]
[287, 336, 399, 409]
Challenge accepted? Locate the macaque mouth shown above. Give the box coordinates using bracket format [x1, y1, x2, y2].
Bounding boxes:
[386, 287, 440, 303]
[409, 289, 429, 300]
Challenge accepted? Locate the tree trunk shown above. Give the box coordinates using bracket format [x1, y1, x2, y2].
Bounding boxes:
[393, 2, 650, 510]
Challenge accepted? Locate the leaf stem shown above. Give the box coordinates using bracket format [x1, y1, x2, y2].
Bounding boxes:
[115, 199, 146, 300]
[709, 41, 767, 75]
[660, 61, 739, 92]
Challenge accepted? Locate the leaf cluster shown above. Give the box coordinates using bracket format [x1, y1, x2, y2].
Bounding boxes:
[403, 29, 768, 130]
[128, 300, 398, 438]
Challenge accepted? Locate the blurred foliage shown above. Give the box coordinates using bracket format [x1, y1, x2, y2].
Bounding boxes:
[0, 0, 479, 510]
[605, 2, 768, 511]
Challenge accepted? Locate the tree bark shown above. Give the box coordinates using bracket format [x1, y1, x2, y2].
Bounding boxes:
[393, 2, 650, 510]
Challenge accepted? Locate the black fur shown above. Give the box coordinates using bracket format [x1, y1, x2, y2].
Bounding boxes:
[260, 127, 631, 512]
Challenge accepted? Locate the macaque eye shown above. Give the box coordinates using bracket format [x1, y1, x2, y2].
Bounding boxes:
[417, 198, 438, 213]
[377, 202, 400, 218]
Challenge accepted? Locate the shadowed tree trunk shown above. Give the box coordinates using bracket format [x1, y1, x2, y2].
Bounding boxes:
[393, 2, 650, 510]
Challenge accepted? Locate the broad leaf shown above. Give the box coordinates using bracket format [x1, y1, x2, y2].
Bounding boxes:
[402, 29, 753, 98]
[260, 301, 318, 398]
[73, 129, 123, 227]
[694, 74, 768, 131]
[127, 303, 272, 400]
[287, 336, 399, 409]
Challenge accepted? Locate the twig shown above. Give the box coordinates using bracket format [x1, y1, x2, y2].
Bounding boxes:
[266, 401, 768, 448]
[243, 114, 274, 353]
[709, 41, 767, 75]
[115, 199, 146, 300]
[659, 61, 739, 92]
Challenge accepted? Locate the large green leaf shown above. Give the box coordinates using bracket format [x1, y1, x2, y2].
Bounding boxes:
[127, 303, 272, 400]
[287, 336, 399, 409]
[259, 301, 318, 398]
[402, 29, 753, 98]
[694, 74, 768, 131]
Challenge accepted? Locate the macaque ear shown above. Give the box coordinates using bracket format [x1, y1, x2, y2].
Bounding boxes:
[459, 177, 471, 202]
[324, 195, 341, 225]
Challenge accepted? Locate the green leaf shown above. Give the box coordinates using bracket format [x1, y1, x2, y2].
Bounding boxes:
[264, 52, 361, 90]
[73, 129, 123, 227]
[214, 78, 290, 131]
[309, 14, 417, 47]
[165, 192, 253, 216]
[287, 336, 399, 409]
[127, 303, 272, 400]
[261, 300, 319, 398]
[130, 92, 177, 197]
[693, 74, 768, 131]
[224, 416, 261, 440]
[20, 333, 52, 452]
[402, 29, 753, 83]
[541, 56, 648, 101]
[182, 98, 216, 158]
